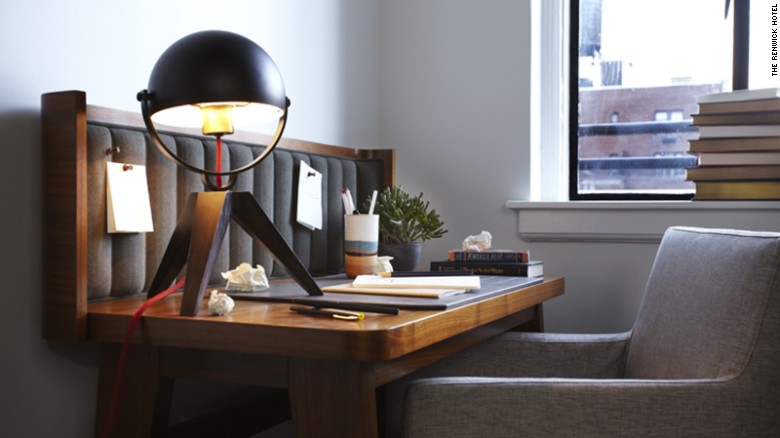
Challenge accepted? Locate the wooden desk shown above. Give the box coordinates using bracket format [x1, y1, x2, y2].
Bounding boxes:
[87, 276, 563, 437]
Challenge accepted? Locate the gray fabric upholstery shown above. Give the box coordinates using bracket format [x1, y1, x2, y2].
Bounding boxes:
[86, 123, 385, 300]
[391, 227, 780, 437]
[625, 227, 778, 379]
[383, 331, 631, 436]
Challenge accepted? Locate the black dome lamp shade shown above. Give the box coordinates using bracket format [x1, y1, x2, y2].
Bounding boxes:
[137, 30, 290, 191]
[139, 31, 323, 316]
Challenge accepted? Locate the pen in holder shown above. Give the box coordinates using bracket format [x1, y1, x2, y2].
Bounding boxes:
[344, 214, 379, 277]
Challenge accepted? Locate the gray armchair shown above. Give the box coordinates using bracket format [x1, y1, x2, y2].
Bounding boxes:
[387, 227, 780, 437]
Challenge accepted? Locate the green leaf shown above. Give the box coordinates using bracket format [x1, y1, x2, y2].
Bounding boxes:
[364, 185, 448, 244]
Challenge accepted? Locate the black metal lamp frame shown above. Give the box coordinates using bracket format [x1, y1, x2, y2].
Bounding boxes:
[139, 31, 322, 316]
[138, 91, 290, 192]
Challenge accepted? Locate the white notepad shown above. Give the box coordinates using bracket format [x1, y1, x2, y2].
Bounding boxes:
[106, 162, 154, 233]
[320, 275, 480, 298]
[321, 283, 469, 298]
[296, 161, 323, 230]
[351, 275, 481, 290]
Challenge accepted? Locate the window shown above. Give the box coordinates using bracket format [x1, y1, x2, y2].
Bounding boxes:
[653, 110, 685, 122]
[570, 0, 755, 200]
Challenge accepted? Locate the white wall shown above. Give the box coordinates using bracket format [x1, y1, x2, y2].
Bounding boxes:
[0, 1, 379, 436]
[378, 0, 534, 274]
[523, 240, 658, 333]
[375, 0, 645, 335]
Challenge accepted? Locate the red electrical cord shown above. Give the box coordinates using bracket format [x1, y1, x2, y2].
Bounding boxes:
[101, 277, 186, 438]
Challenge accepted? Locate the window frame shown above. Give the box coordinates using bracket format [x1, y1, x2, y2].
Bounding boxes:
[568, 0, 751, 201]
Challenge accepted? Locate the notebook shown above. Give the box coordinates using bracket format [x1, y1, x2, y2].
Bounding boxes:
[226, 275, 543, 310]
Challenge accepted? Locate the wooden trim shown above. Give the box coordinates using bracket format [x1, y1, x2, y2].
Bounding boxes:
[95, 344, 174, 437]
[367, 148, 395, 188]
[86, 102, 395, 165]
[85, 277, 564, 361]
[289, 357, 377, 437]
[41, 90, 89, 341]
[87, 98, 396, 187]
[374, 307, 537, 386]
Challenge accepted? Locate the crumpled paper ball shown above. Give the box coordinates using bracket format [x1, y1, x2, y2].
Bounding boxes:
[221, 263, 269, 292]
[208, 290, 235, 316]
[377, 256, 394, 274]
[462, 230, 493, 252]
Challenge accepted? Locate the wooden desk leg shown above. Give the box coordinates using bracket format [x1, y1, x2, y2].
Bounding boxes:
[95, 343, 173, 438]
[510, 303, 545, 332]
[289, 358, 378, 438]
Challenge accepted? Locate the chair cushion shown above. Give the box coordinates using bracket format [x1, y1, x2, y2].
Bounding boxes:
[624, 227, 780, 379]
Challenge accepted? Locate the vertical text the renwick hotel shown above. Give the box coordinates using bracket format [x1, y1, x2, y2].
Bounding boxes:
[773, 4, 779, 76]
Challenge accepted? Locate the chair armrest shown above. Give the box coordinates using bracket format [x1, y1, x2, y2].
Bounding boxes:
[382, 331, 631, 437]
[404, 376, 756, 437]
[421, 331, 632, 378]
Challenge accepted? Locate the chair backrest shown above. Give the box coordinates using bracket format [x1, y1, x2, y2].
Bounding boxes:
[624, 226, 780, 380]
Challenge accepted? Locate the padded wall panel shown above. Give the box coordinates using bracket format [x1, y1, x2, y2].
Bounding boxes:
[107, 129, 147, 297]
[86, 127, 112, 299]
[326, 159, 345, 273]
[356, 161, 383, 208]
[226, 143, 254, 279]
[252, 151, 275, 274]
[85, 122, 385, 300]
[272, 151, 295, 276]
[291, 153, 313, 273]
[174, 136, 206, 212]
[143, 133, 178, 292]
[308, 155, 330, 274]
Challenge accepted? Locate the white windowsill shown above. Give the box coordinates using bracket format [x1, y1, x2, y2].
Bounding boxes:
[506, 200, 780, 243]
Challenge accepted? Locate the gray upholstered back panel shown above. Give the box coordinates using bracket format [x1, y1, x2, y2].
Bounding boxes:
[625, 227, 780, 379]
[86, 122, 385, 300]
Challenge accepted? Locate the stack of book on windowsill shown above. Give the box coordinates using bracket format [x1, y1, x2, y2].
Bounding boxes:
[430, 248, 543, 277]
[687, 88, 780, 200]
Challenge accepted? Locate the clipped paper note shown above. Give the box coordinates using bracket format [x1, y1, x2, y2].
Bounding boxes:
[106, 162, 154, 233]
[296, 161, 323, 230]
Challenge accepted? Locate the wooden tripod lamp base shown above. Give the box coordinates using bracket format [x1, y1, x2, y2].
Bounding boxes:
[146, 191, 323, 316]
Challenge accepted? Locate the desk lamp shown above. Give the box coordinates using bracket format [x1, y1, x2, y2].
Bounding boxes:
[138, 30, 322, 316]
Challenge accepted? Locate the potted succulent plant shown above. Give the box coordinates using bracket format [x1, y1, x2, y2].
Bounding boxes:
[365, 185, 447, 271]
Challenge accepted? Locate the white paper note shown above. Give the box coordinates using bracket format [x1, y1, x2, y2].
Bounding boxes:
[106, 162, 154, 233]
[296, 161, 323, 230]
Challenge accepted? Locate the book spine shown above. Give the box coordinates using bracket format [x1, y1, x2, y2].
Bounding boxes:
[686, 165, 780, 181]
[696, 124, 780, 138]
[691, 112, 780, 126]
[448, 251, 530, 263]
[688, 137, 780, 152]
[696, 88, 780, 104]
[697, 100, 780, 114]
[431, 261, 542, 276]
[694, 181, 780, 200]
[696, 152, 780, 166]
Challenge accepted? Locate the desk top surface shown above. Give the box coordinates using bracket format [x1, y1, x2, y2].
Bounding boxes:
[87, 276, 564, 362]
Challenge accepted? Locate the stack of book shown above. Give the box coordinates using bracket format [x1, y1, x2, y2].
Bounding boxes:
[687, 88, 780, 200]
[430, 249, 544, 277]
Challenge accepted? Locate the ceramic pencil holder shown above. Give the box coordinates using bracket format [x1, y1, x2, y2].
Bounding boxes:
[344, 214, 379, 277]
